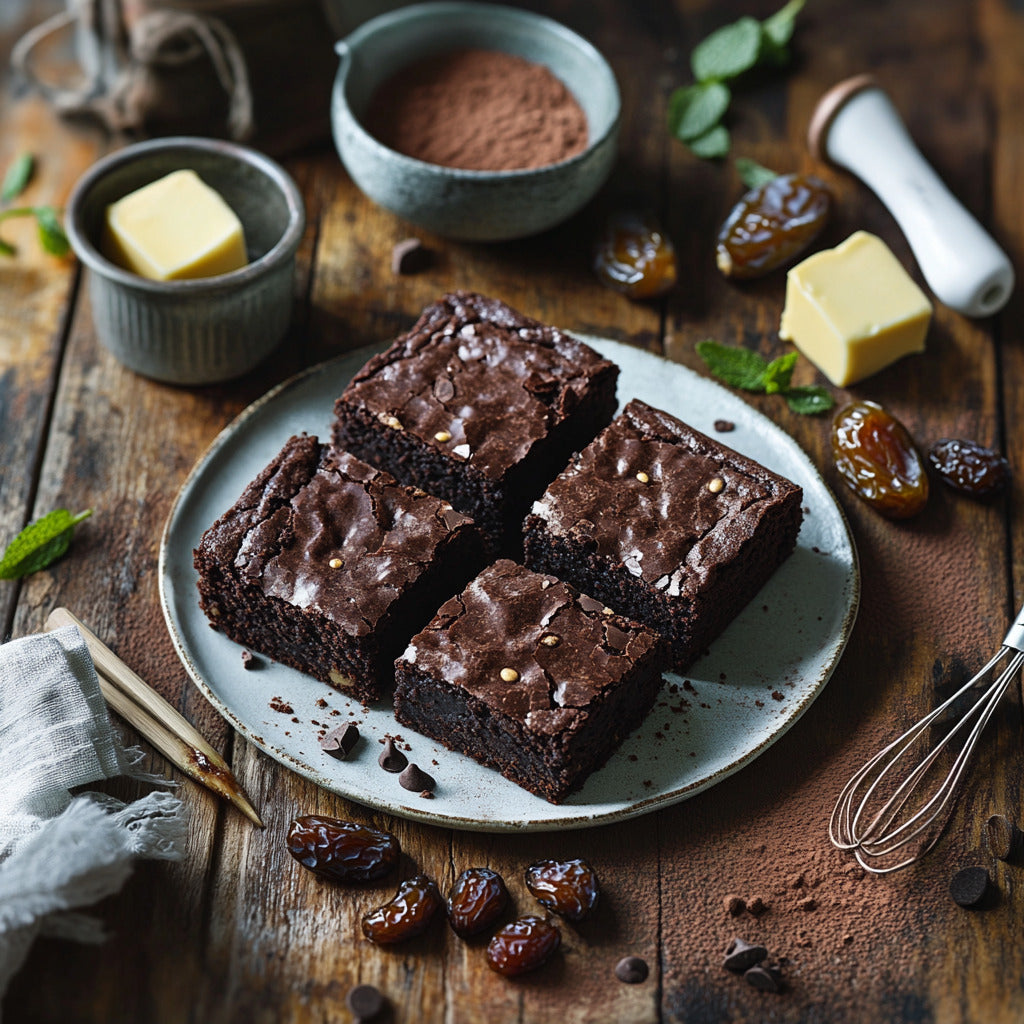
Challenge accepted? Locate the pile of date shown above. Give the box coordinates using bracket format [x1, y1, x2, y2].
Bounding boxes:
[287, 815, 597, 975]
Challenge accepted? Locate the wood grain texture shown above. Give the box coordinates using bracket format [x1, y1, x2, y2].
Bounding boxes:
[3, 0, 1024, 1021]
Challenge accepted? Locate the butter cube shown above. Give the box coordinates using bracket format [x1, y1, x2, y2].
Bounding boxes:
[778, 231, 932, 387]
[102, 169, 248, 281]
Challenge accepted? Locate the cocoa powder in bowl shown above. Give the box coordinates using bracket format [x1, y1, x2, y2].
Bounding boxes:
[362, 48, 589, 172]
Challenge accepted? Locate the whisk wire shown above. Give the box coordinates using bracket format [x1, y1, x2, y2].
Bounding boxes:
[830, 639, 1024, 875]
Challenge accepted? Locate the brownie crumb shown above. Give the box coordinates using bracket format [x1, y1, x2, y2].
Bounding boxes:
[713, 419, 735, 432]
[269, 696, 293, 714]
[241, 650, 256, 669]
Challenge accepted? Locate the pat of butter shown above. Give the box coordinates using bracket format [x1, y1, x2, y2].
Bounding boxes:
[778, 231, 932, 387]
[102, 169, 248, 281]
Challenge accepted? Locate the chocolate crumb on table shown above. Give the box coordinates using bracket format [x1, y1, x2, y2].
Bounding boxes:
[394, 560, 668, 803]
[524, 399, 803, 671]
[333, 291, 619, 555]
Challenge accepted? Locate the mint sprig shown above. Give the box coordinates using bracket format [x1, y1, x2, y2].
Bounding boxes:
[668, 0, 807, 159]
[0, 509, 93, 579]
[696, 339, 833, 415]
[735, 157, 779, 191]
[0, 153, 70, 258]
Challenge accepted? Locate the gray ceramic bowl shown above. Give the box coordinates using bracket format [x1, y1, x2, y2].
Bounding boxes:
[67, 137, 305, 385]
[331, 1, 620, 241]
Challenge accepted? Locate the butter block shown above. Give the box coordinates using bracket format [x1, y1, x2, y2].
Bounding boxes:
[103, 169, 248, 281]
[778, 231, 932, 387]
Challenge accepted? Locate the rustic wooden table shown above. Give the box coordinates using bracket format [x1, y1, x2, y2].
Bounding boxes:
[3, 0, 1024, 1021]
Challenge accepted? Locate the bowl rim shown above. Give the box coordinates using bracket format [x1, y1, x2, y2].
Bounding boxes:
[66, 135, 306, 294]
[332, 0, 622, 180]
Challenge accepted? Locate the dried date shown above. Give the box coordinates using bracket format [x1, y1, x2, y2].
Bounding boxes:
[831, 401, 928, 518]
[717, 173, 831, 279]
[594, 210, 677, 300]
[361, 875, 443, 945]
[286, 815, 399, 883]
[447, 867, 510, 938]
[927, 438, 1010, 497]
[525, 858, 600, 921]
[486, 915, 561, 976]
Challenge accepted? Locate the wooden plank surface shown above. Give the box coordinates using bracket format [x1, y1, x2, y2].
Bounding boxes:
[3, 0, 1024, 1021]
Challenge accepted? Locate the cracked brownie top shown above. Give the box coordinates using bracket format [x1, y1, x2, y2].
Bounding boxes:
[528, 399, 803, 598]
[197, 434, 475, 637]
[397, 559, 663, 736]
[338, 291, 618, 479]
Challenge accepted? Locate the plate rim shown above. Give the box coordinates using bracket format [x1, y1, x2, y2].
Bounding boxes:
[158, 338, 860, 832]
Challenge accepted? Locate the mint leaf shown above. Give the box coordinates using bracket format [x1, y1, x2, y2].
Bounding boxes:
[696, 339, 769, 391]
[0, 509, 92, 579]
[763, 0, 807, 49]
[34, 206, 69, 256]
[691, 17, 762, 83]
[2, 153, 34, 203]
[762, 352, 798, 394]
[667, 82, 730, 142]
[0, 238, 15, 257]
[784, 385, 835, 415]
[735, 157, 778, 190]
[688, 124, 731, 159]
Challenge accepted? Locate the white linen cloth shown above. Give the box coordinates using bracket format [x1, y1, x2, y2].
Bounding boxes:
[0, 624, 188, 1011]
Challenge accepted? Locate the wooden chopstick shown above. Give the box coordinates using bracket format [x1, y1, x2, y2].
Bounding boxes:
[45, 607, 264, 827]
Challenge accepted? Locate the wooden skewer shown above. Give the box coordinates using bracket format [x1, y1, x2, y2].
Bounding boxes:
[45, 606, 264, 828]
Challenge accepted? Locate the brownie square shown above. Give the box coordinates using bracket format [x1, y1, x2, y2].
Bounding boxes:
[194, 434, 483, 702]
[333, 291, 618, 555]
[394, 559, 668, 803]
[523, 399, 803, 672]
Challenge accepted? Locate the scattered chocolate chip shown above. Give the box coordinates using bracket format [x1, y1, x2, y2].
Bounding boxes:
[950, 866, 991, 909]
[391, 236, 431, 274]
[723, 937, 767, 972]
[399, 763, 435, 792]
[985, 814, 1023, 862]
[319, 723, 359, 760]
[714, 419, 735, 432]
[724, 894, 746, 917]
[614, 956, 649, 984]
[241, 650, 256, 669]
[346, 982, 386, 1019]
[744, 964, 781, 992]
[378, 738, 408, 773]
[419, 789, 434, 799]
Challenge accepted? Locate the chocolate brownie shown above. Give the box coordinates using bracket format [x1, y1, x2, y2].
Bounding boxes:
[523, 399, 803, 671]
[333, 291, 618, 555]
[394, 559, 668, 803]
[194, 434, 483, 702]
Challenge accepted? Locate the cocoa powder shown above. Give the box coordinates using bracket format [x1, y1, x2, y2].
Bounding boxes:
[363, 48, 588, 171]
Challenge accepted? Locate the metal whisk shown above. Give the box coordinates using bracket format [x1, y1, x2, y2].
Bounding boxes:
[830, 600, 1024, 874]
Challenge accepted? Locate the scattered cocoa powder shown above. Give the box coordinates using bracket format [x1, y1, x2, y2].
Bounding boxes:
[363, 48, 588, 171]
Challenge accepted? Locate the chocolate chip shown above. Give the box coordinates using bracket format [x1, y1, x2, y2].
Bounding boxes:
[950, 866, 991, 908]
[378, 738, 408, 773]
[744, 964, 781, 992]
[724, 894, 745, 917]
[985, 814, 1023, 861]
[391, 237, 430, 274]
[319, 723, 359, 760]
[614, 956, 649, 984]
[433, 377, 455, 402]
[713, 419, 735, 432]
[723, 937, 767, 972]
[399, 763, 435, 792]
[241, 650, 256, 669]
[346, 983, 386, 1019]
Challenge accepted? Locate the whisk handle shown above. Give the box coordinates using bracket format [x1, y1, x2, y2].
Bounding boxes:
[1002, 600, 1024, 653]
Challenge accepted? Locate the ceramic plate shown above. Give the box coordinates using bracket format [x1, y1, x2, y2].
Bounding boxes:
[159, 338, 859, 832]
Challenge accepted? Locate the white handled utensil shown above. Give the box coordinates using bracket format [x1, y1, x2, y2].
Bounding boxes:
[809, 75, 1014, 318]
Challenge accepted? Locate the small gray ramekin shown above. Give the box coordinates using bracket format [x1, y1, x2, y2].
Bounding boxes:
[331, 1, 620, 242]
[67, 137, 305, 385]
